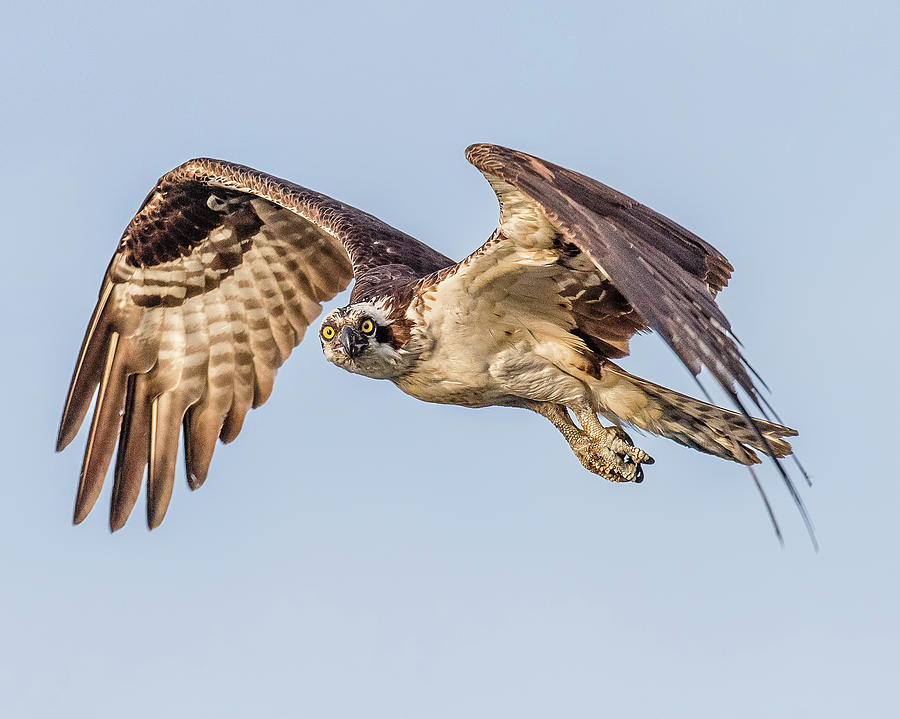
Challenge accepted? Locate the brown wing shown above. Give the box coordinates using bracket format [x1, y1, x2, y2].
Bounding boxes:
[58, 158, 450, 530]
[464, 144, 813, 543]
[465, 144, 738, 377]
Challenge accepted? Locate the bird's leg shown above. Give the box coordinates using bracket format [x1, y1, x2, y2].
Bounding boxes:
[524, 402, 653, 483]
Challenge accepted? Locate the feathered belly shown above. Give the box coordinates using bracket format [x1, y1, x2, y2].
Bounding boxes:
[392, 334, 597, 409]
[391, 339, 513, 407]
[396, 268, 604, 409]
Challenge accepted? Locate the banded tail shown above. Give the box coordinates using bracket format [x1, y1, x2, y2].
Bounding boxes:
[595, 364, 796, 465]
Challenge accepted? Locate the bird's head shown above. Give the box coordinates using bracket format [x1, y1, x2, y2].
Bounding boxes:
[319, 302, 406, 379]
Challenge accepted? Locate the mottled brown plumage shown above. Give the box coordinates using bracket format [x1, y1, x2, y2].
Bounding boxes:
[58, 158, 446, 529]
[57, 145, 810, 543]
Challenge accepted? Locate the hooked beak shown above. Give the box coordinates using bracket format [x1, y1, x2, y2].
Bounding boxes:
[337, 326, 368, 358]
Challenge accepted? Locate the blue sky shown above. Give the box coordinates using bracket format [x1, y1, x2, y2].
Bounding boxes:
[1, 1, 898, 716]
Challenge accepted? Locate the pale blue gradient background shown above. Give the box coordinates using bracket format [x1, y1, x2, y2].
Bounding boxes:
[1, 1, 897, 716]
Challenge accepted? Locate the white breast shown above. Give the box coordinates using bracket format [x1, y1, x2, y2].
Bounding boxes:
[392, 239, 598, 409]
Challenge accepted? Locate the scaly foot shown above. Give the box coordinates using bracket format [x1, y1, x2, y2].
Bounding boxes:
[571, 426, 654, 483]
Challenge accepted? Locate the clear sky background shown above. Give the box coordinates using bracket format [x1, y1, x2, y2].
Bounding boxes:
[1, 1, 897, 716]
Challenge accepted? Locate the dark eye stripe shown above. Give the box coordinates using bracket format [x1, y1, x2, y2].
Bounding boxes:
[374, 324, 393, 344]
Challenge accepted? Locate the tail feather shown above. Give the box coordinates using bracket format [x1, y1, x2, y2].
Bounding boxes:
[594, 364, 797, 465]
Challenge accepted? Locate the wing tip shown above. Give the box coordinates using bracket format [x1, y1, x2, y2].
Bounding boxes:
[186, 470, 207, 491]
[55, 431, 71, 454]
[72, 494, 96, 526]
[110, 476, 142, 532]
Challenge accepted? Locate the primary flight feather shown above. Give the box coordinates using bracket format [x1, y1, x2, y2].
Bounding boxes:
[57, 144, 810, 541]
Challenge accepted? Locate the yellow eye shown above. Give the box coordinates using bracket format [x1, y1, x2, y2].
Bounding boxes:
[360, 319, 376, 336]
[321, 325, 335, 340]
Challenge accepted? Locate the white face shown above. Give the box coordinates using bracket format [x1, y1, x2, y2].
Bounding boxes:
[319, 303, 404, 379]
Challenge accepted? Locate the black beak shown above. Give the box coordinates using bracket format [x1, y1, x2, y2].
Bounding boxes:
[338, 326, 368, 358]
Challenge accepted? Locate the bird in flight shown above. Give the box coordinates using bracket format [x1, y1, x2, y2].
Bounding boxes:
[57, 143, 811, 542]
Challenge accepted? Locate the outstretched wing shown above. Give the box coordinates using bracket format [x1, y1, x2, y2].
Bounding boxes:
[459, 143, 811, 541]
[58, 158, 450, 530]
[464, 143, 737, 375]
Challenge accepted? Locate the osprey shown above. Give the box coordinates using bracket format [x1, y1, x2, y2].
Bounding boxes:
[57, 144, 811, 541]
